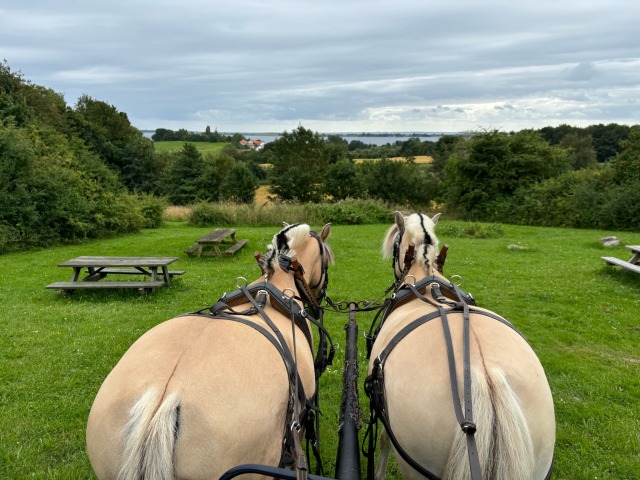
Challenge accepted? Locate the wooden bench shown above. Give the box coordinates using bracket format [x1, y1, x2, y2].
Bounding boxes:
[601, 256, 640, 274]
[224, 239, 249, 255]
[46, 280, 166, 295]
[601, 245, 640, 275]
[85, 268, 186, 277]
[46, 256, 181, 295]
[185, 228, 249, 257]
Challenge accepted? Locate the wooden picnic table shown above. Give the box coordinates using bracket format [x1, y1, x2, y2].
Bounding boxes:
[601, 245, 640, 275]
[45, 256, 184, 295]
[185, 228, 249, 257]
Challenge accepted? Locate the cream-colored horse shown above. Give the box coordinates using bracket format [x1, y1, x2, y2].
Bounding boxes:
[86, 222, 333, 480]
[366, 212, 555, 480]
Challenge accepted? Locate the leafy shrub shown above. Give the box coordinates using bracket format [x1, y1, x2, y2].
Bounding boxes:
[136, 194, 167, 228]
[303, 198, 392, 225]
[599, 181, 640, 231]
[0, 223, 23, 254]
[437, 222, 505, 239]
[89, 192, 146, 237]
[188, 202, 234, 227]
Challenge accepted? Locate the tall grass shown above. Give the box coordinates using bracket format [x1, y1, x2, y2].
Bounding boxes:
[184, 199, 393, 227]
[1, 221, 639, 479]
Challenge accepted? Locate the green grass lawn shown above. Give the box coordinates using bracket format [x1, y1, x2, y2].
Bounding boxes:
[153, 140, 228, 155]
[1, 221, 639, 479]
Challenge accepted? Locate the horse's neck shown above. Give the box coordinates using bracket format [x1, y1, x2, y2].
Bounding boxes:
[268, 269, 299, 299]
[406, 263, 438, 283]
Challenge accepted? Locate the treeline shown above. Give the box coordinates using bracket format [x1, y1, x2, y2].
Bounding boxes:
[1, 62, 164, 253]
[248, 124, 639, 232]
[151, 126, 238, 143]
[0, 62, 258, 252]
[2, 59, 639, 254]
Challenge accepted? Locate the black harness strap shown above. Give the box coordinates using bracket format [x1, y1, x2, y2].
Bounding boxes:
[184, 279, 333, 475]
[364, 275, 553, 480]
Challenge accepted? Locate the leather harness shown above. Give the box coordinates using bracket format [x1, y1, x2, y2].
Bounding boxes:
[180, 246, 334, 476]
[364, 273, 553, 480]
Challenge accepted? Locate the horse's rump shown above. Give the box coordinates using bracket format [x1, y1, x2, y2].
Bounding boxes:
[372, 308, 555, 479]
[87, 315, 299, 479]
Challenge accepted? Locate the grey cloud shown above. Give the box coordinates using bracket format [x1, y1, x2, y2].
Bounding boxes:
[2, 0, 640, 132]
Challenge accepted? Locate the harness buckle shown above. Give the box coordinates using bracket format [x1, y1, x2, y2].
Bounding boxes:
[404, 275, 416, 287]
[461, 421, 477, 434]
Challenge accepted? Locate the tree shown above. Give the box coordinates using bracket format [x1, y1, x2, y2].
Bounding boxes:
[322, 159, 363, 200]
[325, 135, 349, 164]
[162, 143, 208, 204]
[560, 133, 597, 170]
[270, 125, 330, 202]
[445, 130, 570, 218]
[121, 135, 161, 193]
[201, 152, 235, 202]
[220, 162, 258, 203]
[585, 123, 631, 162]
[360, 158, 430, 206]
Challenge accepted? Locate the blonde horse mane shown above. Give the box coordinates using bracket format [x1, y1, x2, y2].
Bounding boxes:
[259, 223, 334, 276]
[382, 212, 441, 275]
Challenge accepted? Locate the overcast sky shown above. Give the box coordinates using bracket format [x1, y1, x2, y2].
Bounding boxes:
[2, 1, 639, 134]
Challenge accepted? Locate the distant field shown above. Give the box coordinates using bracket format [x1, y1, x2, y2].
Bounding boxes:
[153, 141, 227, 155]
[354, 155, 433, 164]
[255, 185, 272, 204]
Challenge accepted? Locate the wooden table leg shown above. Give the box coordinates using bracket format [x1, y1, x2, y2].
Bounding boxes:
[71, 267, 82, 282]
[161, 266, 171, 284]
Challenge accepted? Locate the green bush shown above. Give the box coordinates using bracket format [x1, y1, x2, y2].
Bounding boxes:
[303, 198, 392, 225]
[0, 223, 23, 254]
[437, 222, 505, 239]
[187, 202, 234, 227]
[136, 194, 167, 228]
[89, 192, 146, 237]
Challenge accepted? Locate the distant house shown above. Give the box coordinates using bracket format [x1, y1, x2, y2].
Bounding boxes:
[239, 139, 265, 151]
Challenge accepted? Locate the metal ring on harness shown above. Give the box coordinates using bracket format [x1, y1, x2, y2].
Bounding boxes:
[236, 276, 248, 289]
[404, 274, 416, 287]
[450, 274, 463, 286]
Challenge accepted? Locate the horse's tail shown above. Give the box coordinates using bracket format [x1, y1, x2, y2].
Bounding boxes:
[442, 368, 534, 480]
[117, 389, 181, 480]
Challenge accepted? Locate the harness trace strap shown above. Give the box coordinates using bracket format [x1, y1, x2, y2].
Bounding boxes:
[363, 275, 538, 480]
[183, 276, 334, 476]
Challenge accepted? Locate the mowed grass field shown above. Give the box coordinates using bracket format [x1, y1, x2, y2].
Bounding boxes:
[1, 221, 639, 479]
[153, 141, 228, 155]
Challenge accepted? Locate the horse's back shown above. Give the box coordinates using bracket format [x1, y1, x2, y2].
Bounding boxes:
[371, 305, 555, 479]
[87, 314, 293, 479]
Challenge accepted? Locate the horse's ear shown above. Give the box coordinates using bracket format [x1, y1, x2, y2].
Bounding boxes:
[320, 223, 331, 241]
[394, 211, 405, 230]
[432, 213, 441, 225]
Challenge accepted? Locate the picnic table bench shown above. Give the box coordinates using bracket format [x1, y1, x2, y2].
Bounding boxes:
[185, 228, 249, 257]
[601, 245, 640, 275]
[46, 256, 184, 295]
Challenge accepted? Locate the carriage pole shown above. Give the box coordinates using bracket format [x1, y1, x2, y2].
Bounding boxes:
[334, 302, 361, 480]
